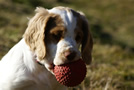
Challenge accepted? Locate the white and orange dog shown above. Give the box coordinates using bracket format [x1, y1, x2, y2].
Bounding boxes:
[0, 6, 93, 90]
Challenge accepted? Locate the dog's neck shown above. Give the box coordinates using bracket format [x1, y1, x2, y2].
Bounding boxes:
[15, 39, 58, 85]
[18, 39, 46, 73]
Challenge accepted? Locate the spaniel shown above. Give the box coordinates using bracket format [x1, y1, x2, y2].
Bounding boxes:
[0, 6, 93, 90]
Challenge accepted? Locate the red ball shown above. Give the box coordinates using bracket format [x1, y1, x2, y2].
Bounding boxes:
[53, 59, 87, 87]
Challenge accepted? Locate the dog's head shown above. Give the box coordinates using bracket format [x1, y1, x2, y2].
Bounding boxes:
[23, 6, 93, 72]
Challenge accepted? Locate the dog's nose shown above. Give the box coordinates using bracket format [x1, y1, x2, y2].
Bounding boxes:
[64, 51, 76, 61]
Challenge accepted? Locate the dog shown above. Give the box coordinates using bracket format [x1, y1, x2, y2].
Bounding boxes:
[0, 6, 93, 90]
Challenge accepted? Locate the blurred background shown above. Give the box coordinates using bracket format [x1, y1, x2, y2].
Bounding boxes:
[0, 0, 134, 89]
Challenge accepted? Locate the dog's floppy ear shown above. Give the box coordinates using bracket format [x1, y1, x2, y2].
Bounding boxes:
[80, 13, 93, 65]
[23, 7, 51, 60]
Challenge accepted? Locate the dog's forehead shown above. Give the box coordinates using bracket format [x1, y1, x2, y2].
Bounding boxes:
[48, 7, 77, 33]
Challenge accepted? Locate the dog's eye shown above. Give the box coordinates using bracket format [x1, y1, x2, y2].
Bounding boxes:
[75, 34, 82, 43]
[52, 31, 63, 41]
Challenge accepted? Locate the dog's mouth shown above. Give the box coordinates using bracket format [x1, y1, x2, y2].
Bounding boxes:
[44, 62, 56, 74]
[36, 60, 55, 72]
[36, 59, 79, 74]
[48, 63, 55, 71]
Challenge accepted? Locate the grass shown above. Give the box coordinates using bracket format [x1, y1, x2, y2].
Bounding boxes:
[0, 0, 134, 90]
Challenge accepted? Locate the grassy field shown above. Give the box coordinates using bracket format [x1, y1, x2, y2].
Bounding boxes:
[0, 0, 134, 90]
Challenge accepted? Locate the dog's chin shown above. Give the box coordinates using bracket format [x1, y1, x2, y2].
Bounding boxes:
[44, 63, 55, 74]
